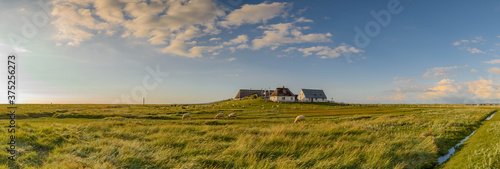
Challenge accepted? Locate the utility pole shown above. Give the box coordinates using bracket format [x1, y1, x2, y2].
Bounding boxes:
[143, 97, 145, 106]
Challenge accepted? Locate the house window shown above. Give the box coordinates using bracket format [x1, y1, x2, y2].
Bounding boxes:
[282, 97, 285, 100]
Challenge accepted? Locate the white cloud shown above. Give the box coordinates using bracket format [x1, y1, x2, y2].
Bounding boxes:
[252, 23, 331, 49]
[466, 47, 485, 54]
[282, 47, 297, 52]
[49, 0, 332, 58]
[236, 44, 248, 49]
[422, 66, 462, 78]
[94, 0, 124, 23]
[223, 35, 248, 45]
[295, 17, 313, 23]
[454, 37, 485, 46]
[470, 69, 477, 72]
[51, 4, 112, 46]
[488, 67, 500, 74]
[418, 79, 460, 100]
[227, 57, 236, 62]
[392, 76, 500, 102]
[453, 37, 487, 54]
[484, 59, 500, 64]
[105, 30, 116, 36]
[219, 2, 288, 28]
[293, 45, 363, 59]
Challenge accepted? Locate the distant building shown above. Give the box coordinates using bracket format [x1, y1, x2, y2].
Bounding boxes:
[234, 89, 274, 100]
[297, 89, 328, 102]
[270, 86, 295, 102]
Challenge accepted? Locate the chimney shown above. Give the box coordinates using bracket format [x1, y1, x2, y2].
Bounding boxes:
[282, 86, 285, 88]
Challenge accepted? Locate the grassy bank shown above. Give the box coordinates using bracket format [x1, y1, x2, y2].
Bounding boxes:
[440, 112, 499, 169]
[0, 99, 496, 168]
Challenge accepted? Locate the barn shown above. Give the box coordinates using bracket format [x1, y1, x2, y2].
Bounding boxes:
[297, 89, 328, 102]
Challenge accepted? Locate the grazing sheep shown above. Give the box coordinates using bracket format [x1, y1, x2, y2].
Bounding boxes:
[228, 113, 237, 119]
[294, 115, 305, 123]
[276, 105, 280, 108]
[215, 113, 225, 119]
[242, 106, 245, 108]
[182, 113, 191, 120]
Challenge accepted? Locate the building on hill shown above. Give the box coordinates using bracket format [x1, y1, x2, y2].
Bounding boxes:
[234, 89, 274, 100]
[270, 86, 295, 102]
[297, 89, 328, 102]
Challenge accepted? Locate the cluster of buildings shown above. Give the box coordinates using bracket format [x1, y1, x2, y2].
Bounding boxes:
[235, 86, 329, 102]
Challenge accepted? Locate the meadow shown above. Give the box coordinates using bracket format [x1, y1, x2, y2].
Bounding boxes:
[0, 98, 496, 168]
[439, 111, 499, 169]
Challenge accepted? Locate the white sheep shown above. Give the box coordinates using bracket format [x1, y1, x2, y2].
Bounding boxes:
[228, 113, 237, 119]
[182, 113, 191, 120]
[215, 113, 225, 119]
[294, 115, 305, 123]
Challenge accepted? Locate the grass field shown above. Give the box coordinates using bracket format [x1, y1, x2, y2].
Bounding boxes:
[0, 98, 496, 168]
[440, 111, 499, 169]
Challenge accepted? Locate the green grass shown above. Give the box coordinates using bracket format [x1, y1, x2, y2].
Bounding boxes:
[0, 99, 496, 168]
[440, 111, 499, 169]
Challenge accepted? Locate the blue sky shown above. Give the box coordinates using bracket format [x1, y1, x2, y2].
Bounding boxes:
[1, 0, 500, 104]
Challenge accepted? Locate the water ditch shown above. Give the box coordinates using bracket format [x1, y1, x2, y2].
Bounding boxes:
[436, 111, 497, 166]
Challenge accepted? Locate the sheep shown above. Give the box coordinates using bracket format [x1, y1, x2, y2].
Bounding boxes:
[242, 106, 246, 108]
[276, 105, 280, 108]
[182, 113, 191, 120]
[228, 113, 237, 119]
[215, 113, 225, 119]
[294, 115, 305, 123]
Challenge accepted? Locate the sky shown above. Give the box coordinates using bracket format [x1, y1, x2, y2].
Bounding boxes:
[1, 0, 500, 104]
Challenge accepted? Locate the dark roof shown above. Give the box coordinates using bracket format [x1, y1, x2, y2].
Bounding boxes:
[270, 87, 295, 97]
[301, 89, 327, 99]
[235, 89, 274, 99]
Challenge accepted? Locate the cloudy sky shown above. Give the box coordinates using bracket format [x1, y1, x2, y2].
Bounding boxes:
[1, 0, 500, 104]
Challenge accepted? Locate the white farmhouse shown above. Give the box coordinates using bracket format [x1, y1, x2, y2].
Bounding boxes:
[270, 86, 295, 102]
[298, 89, 328, 102]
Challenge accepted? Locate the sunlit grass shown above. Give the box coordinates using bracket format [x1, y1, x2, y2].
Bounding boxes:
[0, 99, 496, 168]
[440, 112, 499, 169]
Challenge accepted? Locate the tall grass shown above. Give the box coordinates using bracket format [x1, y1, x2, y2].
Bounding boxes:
[440, 112, 499, 169]
[0, 99, 495, 168]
